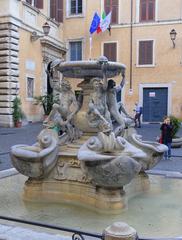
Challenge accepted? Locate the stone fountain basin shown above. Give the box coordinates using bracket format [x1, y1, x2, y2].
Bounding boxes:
[58, 60, 126, 78]
[1, 173, 182, 237]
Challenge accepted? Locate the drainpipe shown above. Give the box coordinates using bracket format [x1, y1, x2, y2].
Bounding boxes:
[129, 0, 133, 90]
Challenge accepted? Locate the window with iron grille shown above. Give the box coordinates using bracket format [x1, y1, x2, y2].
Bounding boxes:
[138, 40, 153, 65]
[104, 0, 118, 24]
[27, 77, 34, 99]
[70, 0, 82, 15]
[103, 42, 117, 62]
[26, 0, 43, 9]
[69, 41, 82, 61]
[140, 0, 155, 22]
[50, 0, 63, 22]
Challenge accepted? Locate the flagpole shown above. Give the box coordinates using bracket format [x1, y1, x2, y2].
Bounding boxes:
[89, 35, 92, 60]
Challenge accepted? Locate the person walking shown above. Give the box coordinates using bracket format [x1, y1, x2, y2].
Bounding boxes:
[134, 102, 142, 128]
[160, 116, 173, 160]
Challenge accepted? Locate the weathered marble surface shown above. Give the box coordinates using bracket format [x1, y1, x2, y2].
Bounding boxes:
[11, 129, 59, 178]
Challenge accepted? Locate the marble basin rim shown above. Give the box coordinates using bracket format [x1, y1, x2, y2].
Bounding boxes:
[58, 60, 126, 78]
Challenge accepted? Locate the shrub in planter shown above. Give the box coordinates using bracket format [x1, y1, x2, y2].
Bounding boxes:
[169, 115, 182, 148]
[34, 93, 54, 116]
[170, 115, 181, 138]
[12, 96, 23, 127]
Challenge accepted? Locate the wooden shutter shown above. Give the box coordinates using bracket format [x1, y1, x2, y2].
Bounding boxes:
[104, 42, 117, 62]
[111, 0, 118, 24]
[50, 0, 56, 19]
[140, 0, 155, 22]
[140, 0, 147, 21]
[57, 0, 63, 22]
[34, 0, 43, 9]
[139, 41, 153, 65]
[104, 0, 111, 14]
[148, 0, 155, 20]
[104, 0, 118, 24]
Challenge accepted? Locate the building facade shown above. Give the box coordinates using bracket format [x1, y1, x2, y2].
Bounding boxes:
[0, 0, 66, 127]
[0, 0, 182, 127]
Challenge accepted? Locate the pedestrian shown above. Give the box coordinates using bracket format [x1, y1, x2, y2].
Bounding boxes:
[160, 116, 173, 160]
[134, 102, 142, 128]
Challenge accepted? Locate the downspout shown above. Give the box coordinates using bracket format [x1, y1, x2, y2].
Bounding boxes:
[129, 0, 133, 90]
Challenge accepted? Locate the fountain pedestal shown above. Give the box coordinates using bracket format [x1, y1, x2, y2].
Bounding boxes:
[22, 136, 150, 213]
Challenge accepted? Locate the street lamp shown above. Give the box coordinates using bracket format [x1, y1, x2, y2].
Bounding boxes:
[30, 22, 51, 42]
[170, 29, 177, 48]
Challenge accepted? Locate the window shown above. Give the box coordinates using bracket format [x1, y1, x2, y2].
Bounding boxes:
[70, 0, 82, 15]
[27, 77, 34, 99]
[140, 0, 155, 22]
[138, 40, 153, 65]
[103, 42, 117, 62]
[50, 0, 63, 23]
[26, 0, 43, 9]
[69, 41, 82, 61]
[104, 0, 118, 24]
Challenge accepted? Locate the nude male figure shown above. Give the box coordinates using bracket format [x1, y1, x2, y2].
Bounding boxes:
[44, 79, 79, 141]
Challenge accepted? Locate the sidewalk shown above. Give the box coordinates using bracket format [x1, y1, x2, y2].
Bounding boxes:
[0, 122, 182, 173]
[137, 123, 182, 174]
[0, 122, 43, 170]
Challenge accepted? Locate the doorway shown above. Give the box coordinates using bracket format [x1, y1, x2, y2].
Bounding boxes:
[143, 87, 168, 122]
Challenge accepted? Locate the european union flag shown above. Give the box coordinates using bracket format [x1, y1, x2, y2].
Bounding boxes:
[89, 12, 100, 34]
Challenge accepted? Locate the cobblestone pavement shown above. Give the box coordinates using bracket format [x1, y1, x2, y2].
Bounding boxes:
[0, 122, 182, 172]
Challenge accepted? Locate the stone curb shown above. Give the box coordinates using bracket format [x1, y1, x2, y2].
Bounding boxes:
[0, 168, 18, 179]
[147, 169, 182, 179]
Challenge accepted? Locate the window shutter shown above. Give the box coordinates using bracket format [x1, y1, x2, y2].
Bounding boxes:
[139, 41, 145, 64]
[139, 41, 153, 65]
[104, 0, 111, 14]
[140, 0, 155, 22]
[140, 0, 147, 21]
[104, 43, 110, 60]
[104, 0, 118, 24]
[104, 43, 117, 62]
[148, 0, 155, 20]
[35, 0, 43, 9]
[57, 0, 63, 22]
[112, 0, 118, 24]
[50, 0, 56, 19]
[146, 40, 153, 64]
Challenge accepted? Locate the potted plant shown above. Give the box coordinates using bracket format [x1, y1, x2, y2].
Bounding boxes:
[12, 96, 23, 127]
[170, 115, 182, 148]
[34, 93, 56, 117]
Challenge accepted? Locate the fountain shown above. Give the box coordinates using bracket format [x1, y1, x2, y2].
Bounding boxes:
[10, 57, 167, 213]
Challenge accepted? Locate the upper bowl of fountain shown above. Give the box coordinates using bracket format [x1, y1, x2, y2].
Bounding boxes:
[58, 57, 126, 79]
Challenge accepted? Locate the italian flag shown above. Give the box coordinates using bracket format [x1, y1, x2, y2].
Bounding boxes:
[97, 11, 112, 34]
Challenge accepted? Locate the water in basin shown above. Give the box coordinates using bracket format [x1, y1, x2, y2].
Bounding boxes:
[0, 174, 181, 238]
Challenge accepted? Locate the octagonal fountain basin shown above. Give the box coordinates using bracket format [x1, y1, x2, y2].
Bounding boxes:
[0, 173, 182, 238]
[58, 60, 126, 78]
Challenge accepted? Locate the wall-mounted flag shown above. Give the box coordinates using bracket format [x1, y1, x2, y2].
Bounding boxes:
[98, 11, 112, 33]
[89, 12, 100, 34]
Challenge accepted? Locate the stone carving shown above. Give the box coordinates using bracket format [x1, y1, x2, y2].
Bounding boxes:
[11, 129, 59, 178]
[44, 79, 82, 143]
[77, 131, 142, 188]
[87, 76, 112, 132]
[54, 159, 91, 183]
[127, 133, 168, 171]
[107, 76, 134, 131]
[10, 57, 168, 211]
